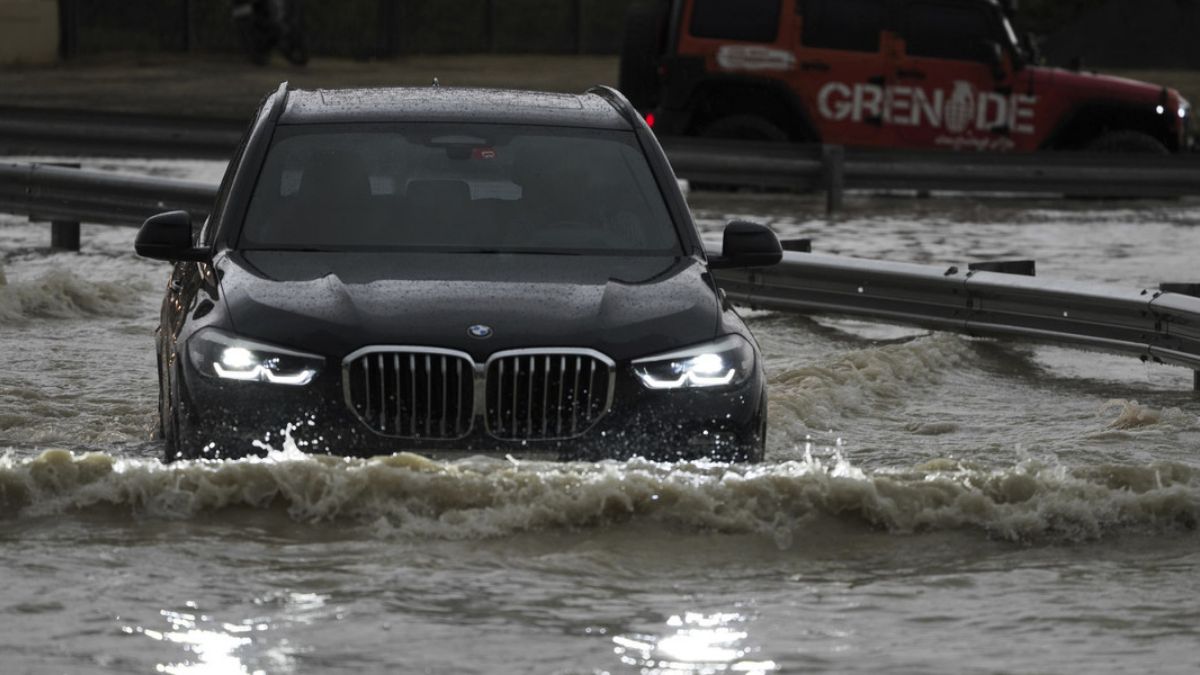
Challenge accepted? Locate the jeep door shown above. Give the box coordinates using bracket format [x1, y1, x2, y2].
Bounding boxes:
[893, 0, 1039, 151]
[794, 0, 894, 147]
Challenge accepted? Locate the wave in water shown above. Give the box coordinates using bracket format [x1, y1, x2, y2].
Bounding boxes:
[1, 444, 1196, 545]
[768, 334, 974, 431]
[0, 267, 146, 322]
[1101, 399, 1195, 431]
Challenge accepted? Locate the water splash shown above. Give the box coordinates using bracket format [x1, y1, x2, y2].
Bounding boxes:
[1100, 399, 1195, 430]
[768, 334, 974, 430]
[0, 268, 145, 323]
[0, 444, 1195, 545]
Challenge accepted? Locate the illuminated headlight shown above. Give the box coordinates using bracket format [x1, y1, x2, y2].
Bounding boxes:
[632, 335, 755, 390]
[1179, 99, 1191, 119]
[188, 328, 323, 386]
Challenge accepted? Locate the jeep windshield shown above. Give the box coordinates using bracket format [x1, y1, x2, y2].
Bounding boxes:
[239, 123, 682, 256]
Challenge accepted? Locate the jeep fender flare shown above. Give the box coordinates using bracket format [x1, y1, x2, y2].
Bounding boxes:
[675, 76, 821, 142]
[1041, 100, 1178, 151]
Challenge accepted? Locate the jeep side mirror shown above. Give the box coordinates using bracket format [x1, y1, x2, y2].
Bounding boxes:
[1020, 32, 1042, 67]
[709, 221, 783, 269]
[982, 40, 1007, 80]
[135, 211, 209, 262]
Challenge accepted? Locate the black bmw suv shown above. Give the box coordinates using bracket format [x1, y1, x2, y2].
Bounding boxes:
[137, 84, 782, 463]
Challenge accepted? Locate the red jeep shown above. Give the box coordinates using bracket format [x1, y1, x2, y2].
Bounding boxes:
[620, 0, 1191, 153]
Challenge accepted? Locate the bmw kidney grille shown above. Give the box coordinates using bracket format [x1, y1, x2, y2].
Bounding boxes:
[343, 348, 614, 441]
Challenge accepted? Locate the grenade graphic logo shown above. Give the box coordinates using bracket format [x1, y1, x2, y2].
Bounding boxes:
[943, 81, 976, 134]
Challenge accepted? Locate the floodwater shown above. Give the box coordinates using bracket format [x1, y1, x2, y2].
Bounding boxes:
[1, 159, 1199, 674]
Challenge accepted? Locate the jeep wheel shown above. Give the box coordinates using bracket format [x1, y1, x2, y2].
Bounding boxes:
[1086, 131, 1169, 154]
[702, 115, 788, 142]
[695, 116, 789, 191]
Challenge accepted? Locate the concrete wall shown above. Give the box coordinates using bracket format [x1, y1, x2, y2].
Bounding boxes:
[58, 0, 642, 58]
[0, 0, 59, 64]
[1041, 0, 1200, 69]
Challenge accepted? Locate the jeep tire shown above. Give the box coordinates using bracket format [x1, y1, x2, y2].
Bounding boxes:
[1086, 130, 1169, 154]
[702, 114, 788, 142]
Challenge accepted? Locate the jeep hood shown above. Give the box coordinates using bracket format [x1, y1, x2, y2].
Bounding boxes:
[1031, 66, 1173, 103]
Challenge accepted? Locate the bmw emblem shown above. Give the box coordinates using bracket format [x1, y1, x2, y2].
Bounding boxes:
[468, 324, 494, 339]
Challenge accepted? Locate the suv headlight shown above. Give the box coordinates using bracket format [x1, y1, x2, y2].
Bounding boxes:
[632, 335, 755, 390]
[188, 328, 323, 386]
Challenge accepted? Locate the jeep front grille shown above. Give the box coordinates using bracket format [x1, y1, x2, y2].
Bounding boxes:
[485, 349, 615, 441]
[343, 348, 474, 439]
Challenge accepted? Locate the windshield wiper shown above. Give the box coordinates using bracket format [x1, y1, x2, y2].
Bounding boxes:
[457, 249, 584, 256]
[247, 246, 340, 252]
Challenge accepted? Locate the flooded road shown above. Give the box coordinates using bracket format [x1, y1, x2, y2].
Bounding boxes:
[1, 159, 1198, 674]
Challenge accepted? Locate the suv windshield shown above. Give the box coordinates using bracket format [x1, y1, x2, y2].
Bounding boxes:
[239, 123, 681, 256]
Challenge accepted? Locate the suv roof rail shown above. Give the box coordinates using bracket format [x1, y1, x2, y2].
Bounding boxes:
[586, 85, 642, 127]
[263, 80, 291, 126]
[274, 80, 290, 106]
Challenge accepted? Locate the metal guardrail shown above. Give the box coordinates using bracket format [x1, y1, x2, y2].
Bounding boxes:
[0, 106, 245, 159]
[0, 161, 1197, 389]
[710, 251, 1200, 382]
[0, 162, 216, 227]
[665, 138, 1200, 209]
[6, 107, 1200, 209]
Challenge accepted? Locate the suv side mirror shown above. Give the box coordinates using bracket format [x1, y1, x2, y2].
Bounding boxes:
[709, 221, 783, 269]
[135, 211, 209, 262]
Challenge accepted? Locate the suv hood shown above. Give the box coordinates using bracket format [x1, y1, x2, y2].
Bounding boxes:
[216, 251, 721, 362]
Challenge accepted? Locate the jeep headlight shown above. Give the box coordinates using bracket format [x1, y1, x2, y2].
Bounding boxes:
[632, 335, 755, 390]
[188, 328, 323, 385]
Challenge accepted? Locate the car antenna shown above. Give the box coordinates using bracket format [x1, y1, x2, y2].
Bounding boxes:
[432, 77, 440, 88]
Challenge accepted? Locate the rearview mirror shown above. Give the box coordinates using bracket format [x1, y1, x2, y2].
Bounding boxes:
[708, 221, 782, 269]
[135, 211, 209, 262]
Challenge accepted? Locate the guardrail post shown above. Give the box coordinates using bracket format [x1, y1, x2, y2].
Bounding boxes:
[49, 163, 81, 252]
[822, 145, 844, 215]
[51, 218, 81, 252]
[1162, 283, 1200, 392]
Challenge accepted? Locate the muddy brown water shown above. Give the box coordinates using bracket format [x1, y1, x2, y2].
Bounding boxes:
[1, 159, 1198, 674]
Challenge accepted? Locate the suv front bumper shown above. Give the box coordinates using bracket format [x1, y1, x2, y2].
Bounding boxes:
[176, 361, 767, 462]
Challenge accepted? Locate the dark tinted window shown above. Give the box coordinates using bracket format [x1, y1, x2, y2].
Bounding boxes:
[801, 0, 886, 53]
[690, 0, 781, 42]
[904, 2, 997, 61]
[239, 124, 680, 255]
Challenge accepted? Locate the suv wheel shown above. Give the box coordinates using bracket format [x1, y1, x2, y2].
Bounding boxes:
[1086, 130, 1169, 154]
[163, 373, 193, 463]
[696, 116, 789, 191]
[163, 364, 216, 462]
[702, 115, 788, 142]
[743, 401, 768, 463]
